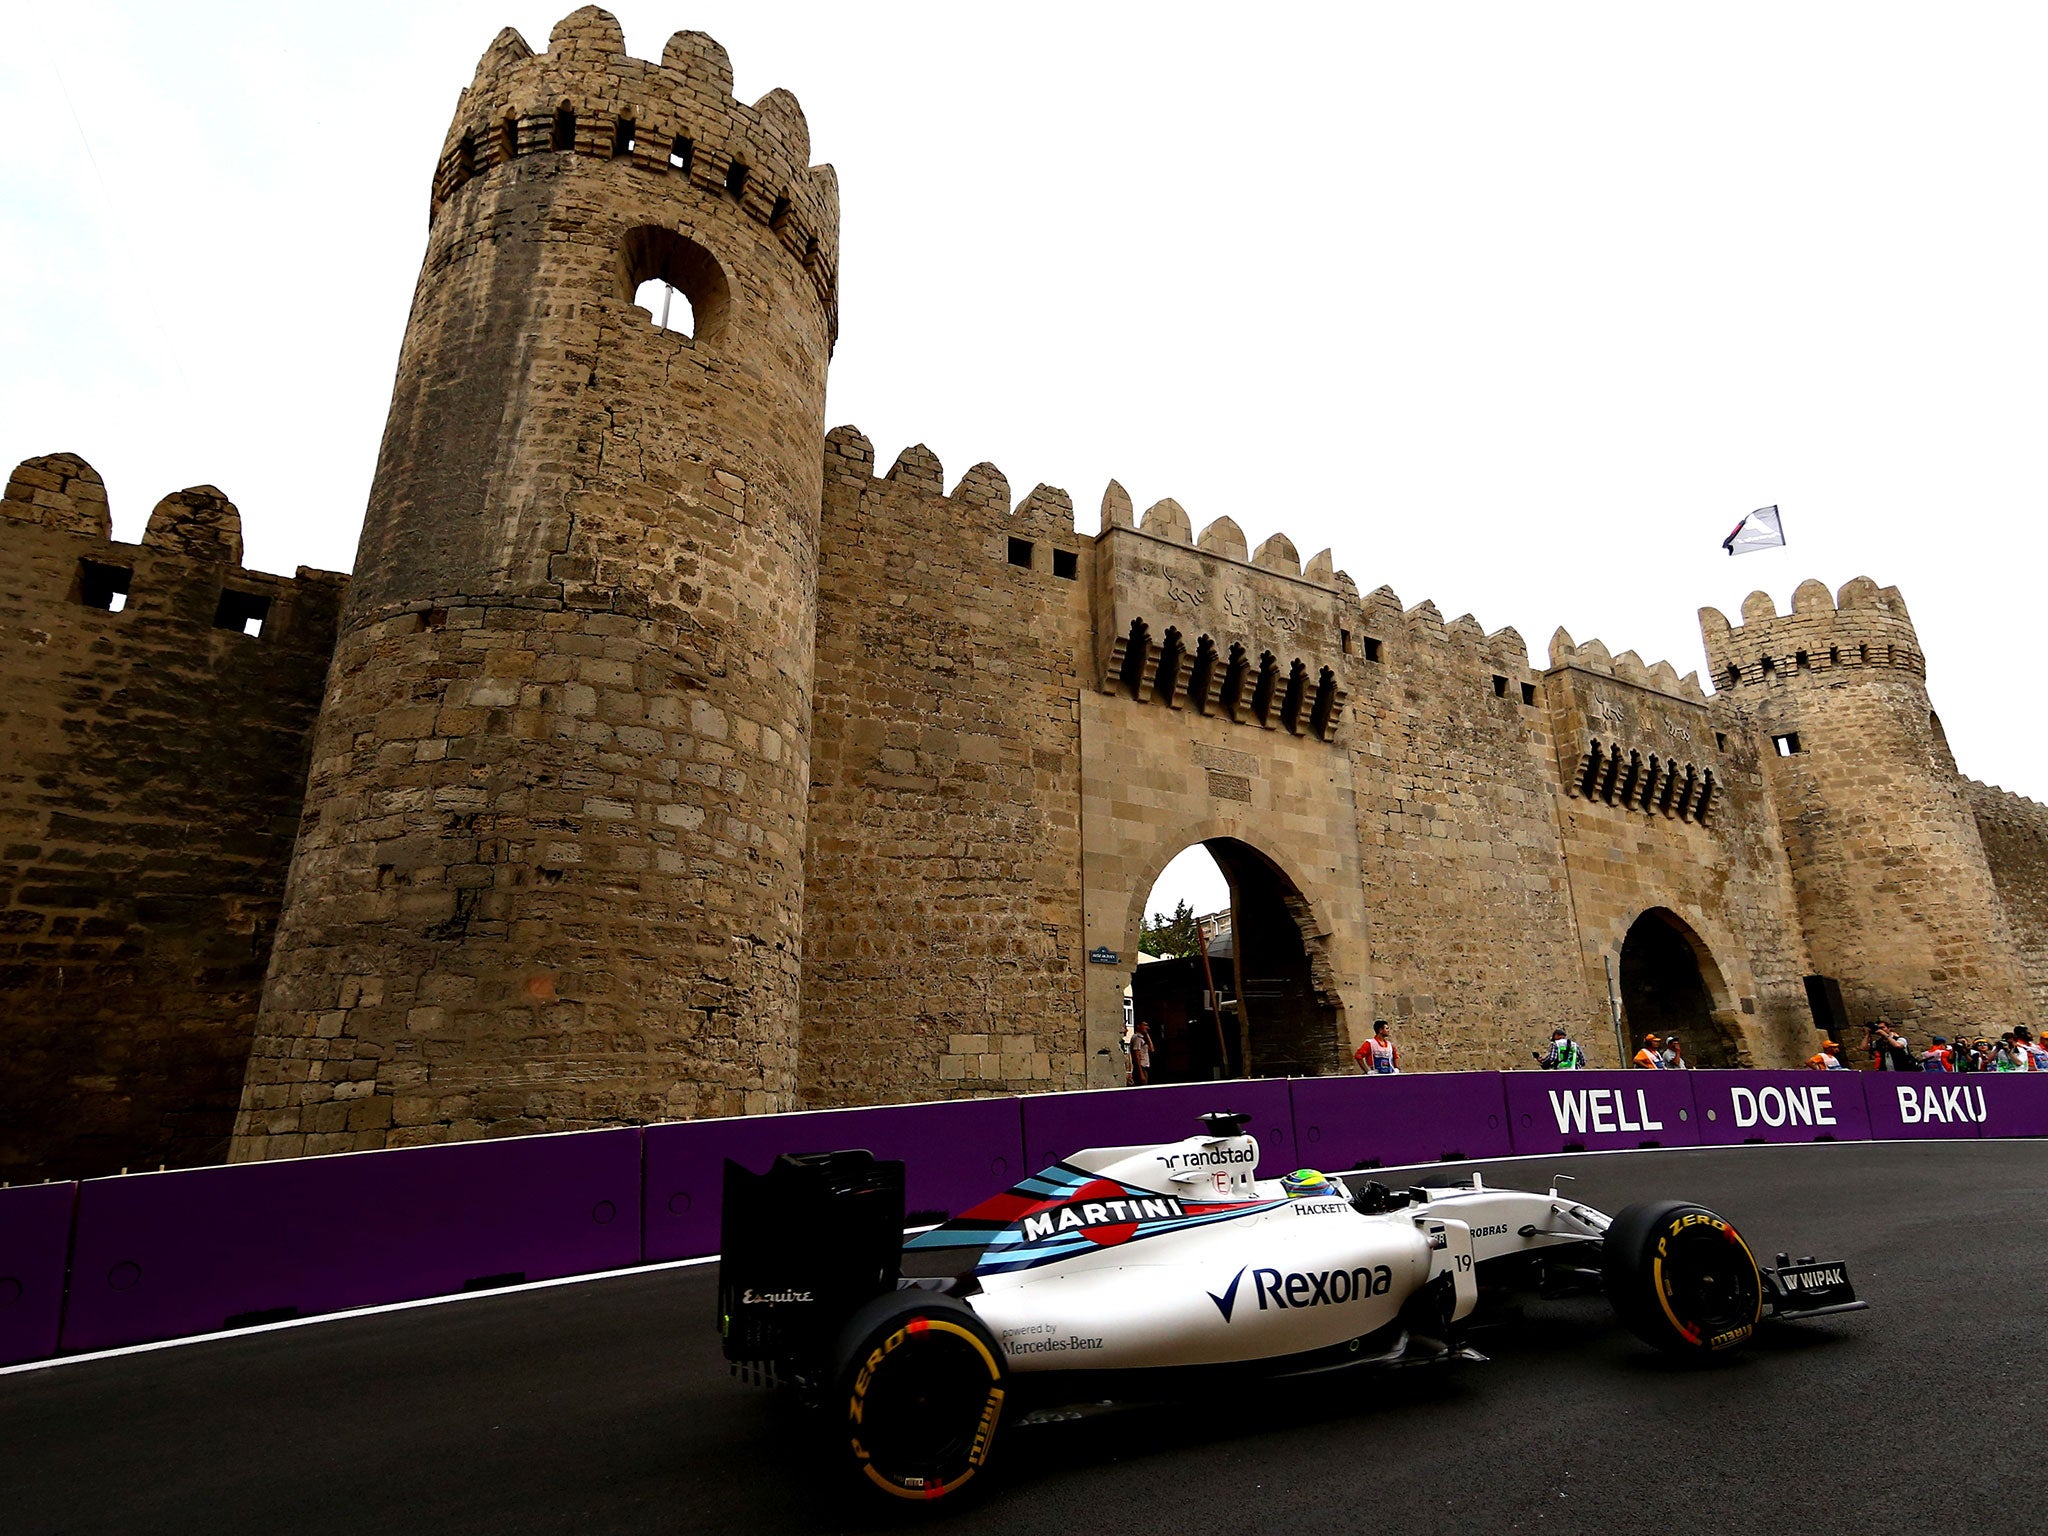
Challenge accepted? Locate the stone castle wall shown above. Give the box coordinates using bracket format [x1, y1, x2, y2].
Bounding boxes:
[0, 456, 343, 1180]
[1967, 780, 2048, 1023]
[3, 8, 2046, 1180]
[798, 434, 1090, 1105]
[231, 11, 838, 1161]
[1701, 580, 2037, 1039]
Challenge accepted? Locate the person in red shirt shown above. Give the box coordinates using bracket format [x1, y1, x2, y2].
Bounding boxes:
[1354, 1020, 1400, 1075]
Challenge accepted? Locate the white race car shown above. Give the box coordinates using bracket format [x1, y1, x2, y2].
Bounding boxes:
[718, 1111, 1863, 1504]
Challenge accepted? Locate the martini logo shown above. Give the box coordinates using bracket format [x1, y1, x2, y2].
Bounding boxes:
[1020, 1181, 1185, 1246]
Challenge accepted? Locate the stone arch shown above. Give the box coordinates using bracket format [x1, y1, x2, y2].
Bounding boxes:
[1122, 827, 1350, 1081]
[1616, 907, 1747, 1068]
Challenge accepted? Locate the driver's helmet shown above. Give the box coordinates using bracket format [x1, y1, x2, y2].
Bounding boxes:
[1281, 1168, 1336, 1199]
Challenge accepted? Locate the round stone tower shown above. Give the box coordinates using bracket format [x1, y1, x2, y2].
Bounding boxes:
[1700, 578, 2036, 1042]
[233, 7, 838, 1158]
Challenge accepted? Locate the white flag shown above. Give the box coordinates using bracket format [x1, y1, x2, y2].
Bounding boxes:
[1723, 505, 1785, 556]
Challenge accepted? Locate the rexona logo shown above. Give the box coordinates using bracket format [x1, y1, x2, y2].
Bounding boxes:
[1020, 1179, 1186, 1247]
[1207, 1264, 1392, 1321]
[1896, 1084, 1988, 1125]
[740, 1288, 812, 1305]
[1548, 1089, 1664, 1137]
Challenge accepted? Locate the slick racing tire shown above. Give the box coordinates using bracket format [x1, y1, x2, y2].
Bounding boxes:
[830, 1291, 1009, 1505]
[1602, 1200, 1763, 1358]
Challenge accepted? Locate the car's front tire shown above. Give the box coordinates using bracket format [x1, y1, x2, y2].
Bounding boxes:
[830, 1291, 1009, 1504]
[1602, 1200, 1762, 1357]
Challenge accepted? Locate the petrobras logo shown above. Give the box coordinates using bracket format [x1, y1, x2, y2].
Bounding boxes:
[1157, 1145, 1257, 1171]
[1207, 1263, 1394, 1321]
[1020, 1188, 1186, 1244]
[739, 1287, 812, 1305]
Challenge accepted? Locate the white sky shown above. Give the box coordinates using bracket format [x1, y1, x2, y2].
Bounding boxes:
[7, 3, 2044, 929]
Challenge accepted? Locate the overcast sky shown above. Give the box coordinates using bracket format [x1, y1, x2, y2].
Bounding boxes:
[7, 3, 2043, 925]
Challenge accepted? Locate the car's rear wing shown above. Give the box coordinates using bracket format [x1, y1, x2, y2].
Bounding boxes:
[717, 1150, 905, 1384]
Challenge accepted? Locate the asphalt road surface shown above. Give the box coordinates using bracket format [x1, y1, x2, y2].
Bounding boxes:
[5, 1139, 2043, 1535]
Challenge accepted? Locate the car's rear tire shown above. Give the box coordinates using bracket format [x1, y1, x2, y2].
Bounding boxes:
[1602, 1200, 1762, 1357]
[829, 1291, 1008, 1504]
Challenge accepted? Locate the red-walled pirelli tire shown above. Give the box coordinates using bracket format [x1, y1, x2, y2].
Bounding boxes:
[1602, 1200, 1763, 1357]
[830, 1292, 1009, 1505]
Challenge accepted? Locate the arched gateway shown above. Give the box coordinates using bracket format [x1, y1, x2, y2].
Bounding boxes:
[1618, 908, 1745, 1068]
[1127, 838, 1349, 1083]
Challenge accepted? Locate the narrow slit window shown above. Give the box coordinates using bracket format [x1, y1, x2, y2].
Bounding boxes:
[552, 106, 577, 151]
[613, 118, 636, 157]
[1760, 655, 1775, 675]
[1118, 619, 1151, 700]
[1280, 659, 1309, 734]
[1714, 731, 1727, 751]
[1725, 664, 1740, 688]
[1007, 537, 1033, 569]
[1828, 647, 1839, 666]
[1362, 636, 1382, 663]
[1694, 770, 1716, 824]
[78, 558, 131, 612]
[725, 160, 749, 199]
[214, 588, 272, 638]
[1492, 674, 1508, 698]
[501, 116, 521, 161]
[1773, 732, 1801, 756]
[1309, 666, 1338, 739]
[1155, 629, 1185, 707]
[1340, 627, 1351, 655]
[1520, 682, 1536, 706]
[670, 135, 693, 173]
[1187, 636, 1218, 714]
[455, 134, 476, 184]
[769, 194, 792, 228]
[1796, 650, 1810, 670]
[1051, 548, 1077, 580]
[1249, 652, 1279, 726]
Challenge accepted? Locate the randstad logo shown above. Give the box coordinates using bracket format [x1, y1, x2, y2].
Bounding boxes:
[1207, 1264, 1392, 1321]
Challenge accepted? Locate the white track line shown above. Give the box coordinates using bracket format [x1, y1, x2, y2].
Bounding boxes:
[3, 1139, 2028, 1378]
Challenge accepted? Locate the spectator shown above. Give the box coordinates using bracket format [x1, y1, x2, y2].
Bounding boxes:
[1354, 1020, 1400, 1076]
[1130, 1022, 1154, 1086]
[1869, 1023, 1916, 1072]
[1535, 1027, 1584, 1070]
[1920, 1035, 1955, 1072]
[1632, 1034, 1664, 1069]
[1807, 1040, 1845, 1071]
[1995, 1033, 2022, 1072]
[1661, 1035, 1690, 1070]
[2018, 1026, 2048, 1073]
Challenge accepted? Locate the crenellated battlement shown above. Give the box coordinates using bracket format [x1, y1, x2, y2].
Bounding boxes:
[428, 7, 839, 338]
[3, 453, 347, 654]
[1699, 576, 1925, 691]
[1548, 627, 1709, 705]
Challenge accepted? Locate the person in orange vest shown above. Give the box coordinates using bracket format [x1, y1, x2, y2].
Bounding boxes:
[1807, 1040, 1845, 1071]
[1354, 1020, 1400, 1075]
[1632, 1034, 1663, 1069]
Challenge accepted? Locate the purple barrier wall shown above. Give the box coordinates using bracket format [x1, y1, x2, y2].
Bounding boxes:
[643, 1097, 1026, 1263]
[0, 1182, 76, 1367]
[1691, 1069, 1872, 1145]
[1019, 1080, 1299, 1180]
[1289, 1072, 1513, 1171]
[1502, 1069, 1702, 1155]
[1965, 1073, 2048, 1137]
[1860, 1073, 1989, 1140]
[61, 1129, 642, 1355]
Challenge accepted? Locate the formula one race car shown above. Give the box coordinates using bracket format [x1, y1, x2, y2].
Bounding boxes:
[718, 1112, 1864, 1505]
